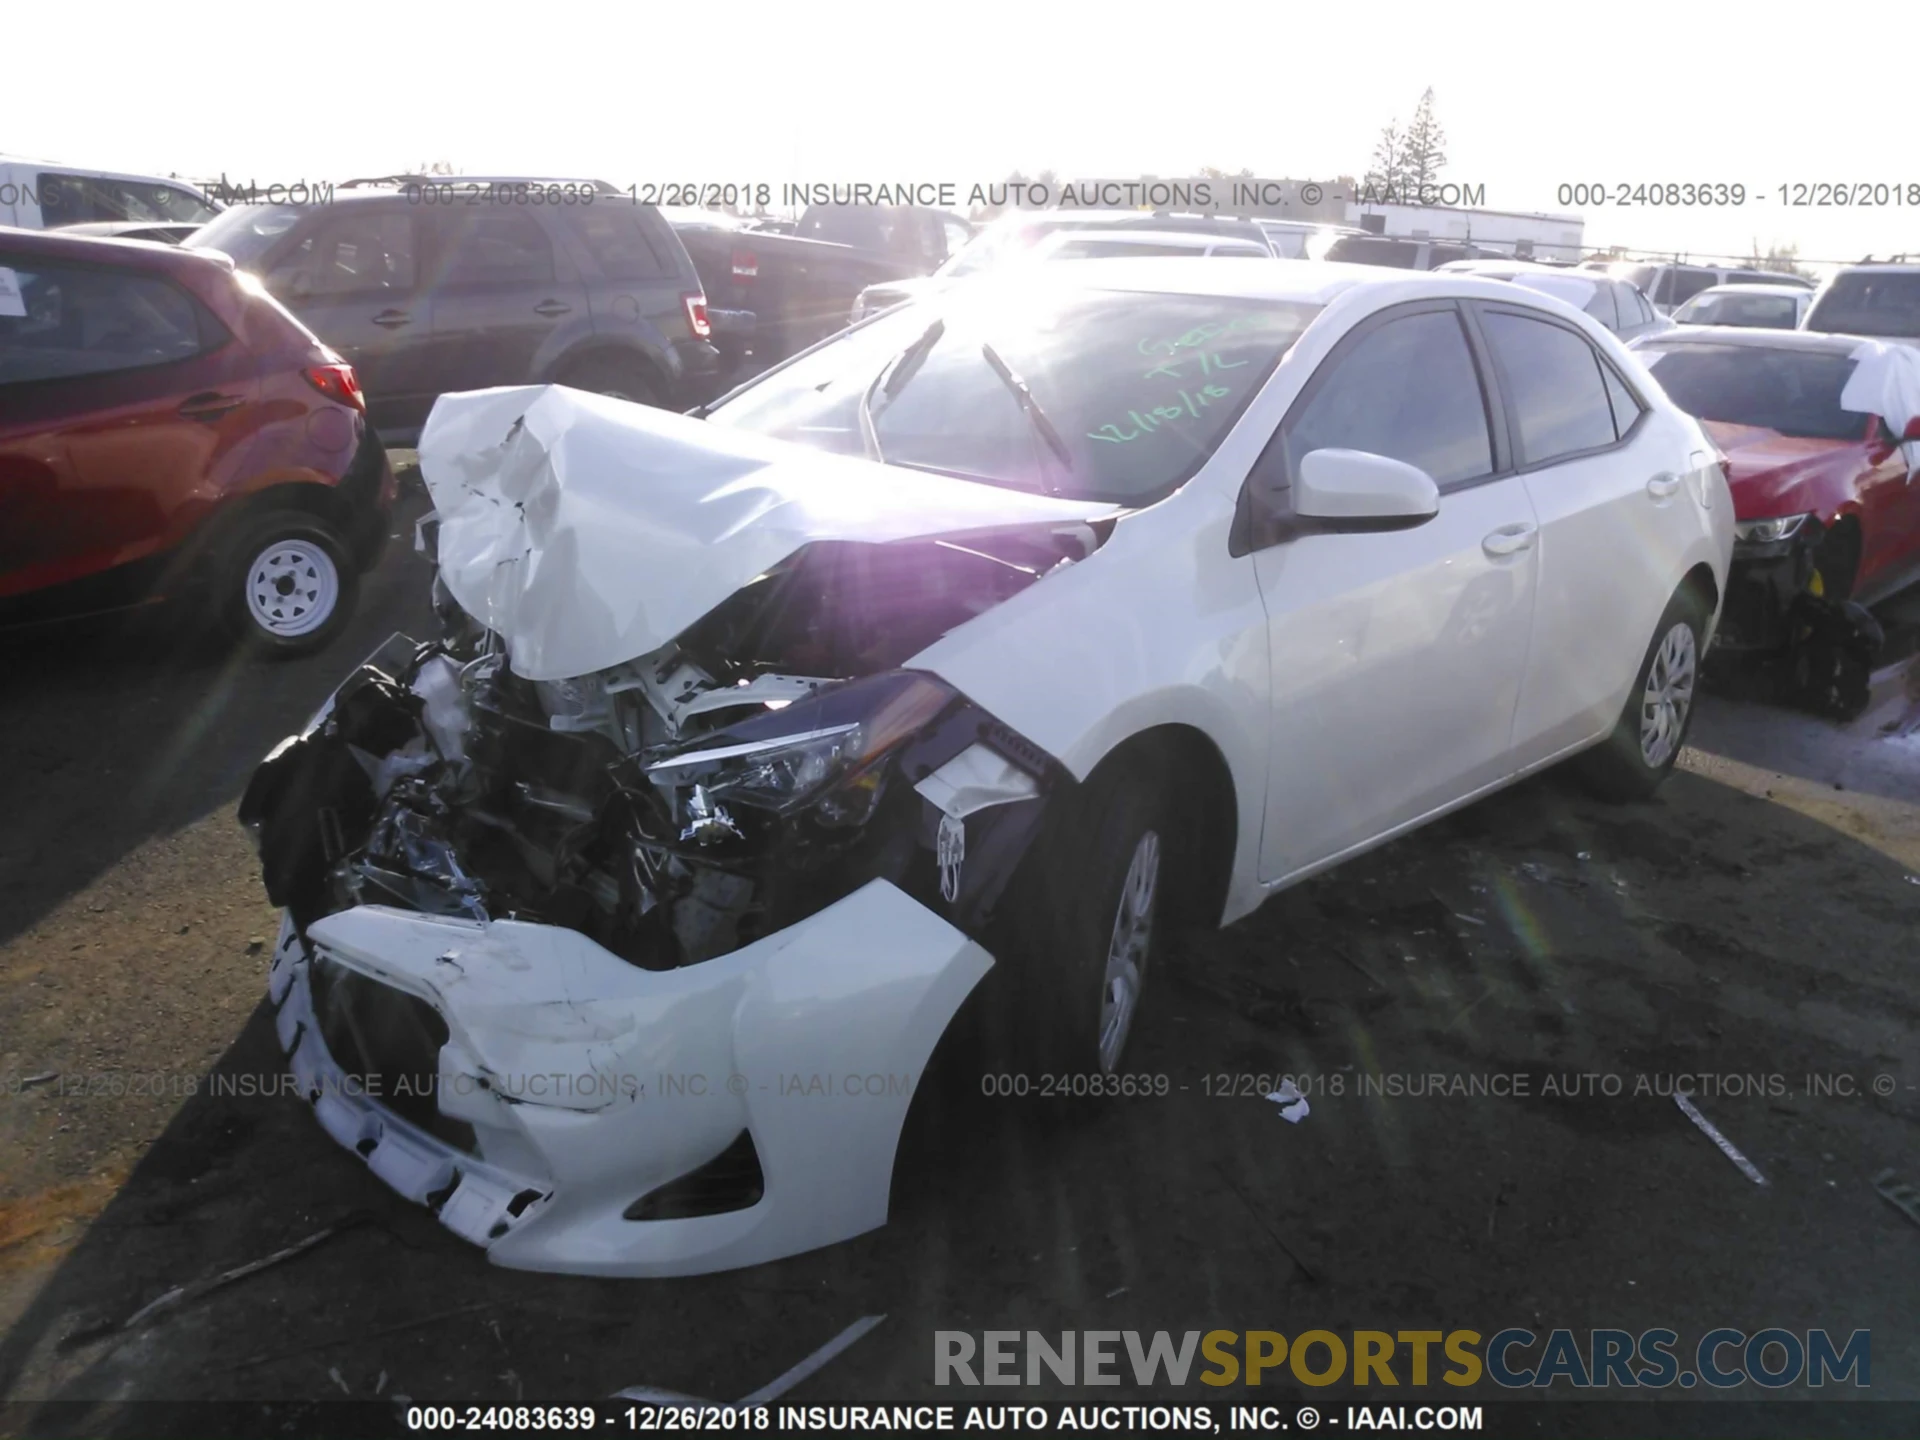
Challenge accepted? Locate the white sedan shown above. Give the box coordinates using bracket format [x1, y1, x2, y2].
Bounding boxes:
[239, 261, 1732, 1276]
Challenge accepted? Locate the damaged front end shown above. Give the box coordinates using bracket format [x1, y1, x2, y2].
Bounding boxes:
[236, 390, 1111, 1274]
[1717, 516, 1883, 719]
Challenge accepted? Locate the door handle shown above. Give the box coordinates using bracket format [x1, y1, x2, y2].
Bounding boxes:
[533, 299, 573, 318]
[371, 309, 413, 329]
[1482, 522, 1538, 557]
[179, 392, 246, 421]
[1646, 473, 1683, 499]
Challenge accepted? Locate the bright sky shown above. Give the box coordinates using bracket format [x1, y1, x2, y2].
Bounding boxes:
[8, 1, 1916, 269]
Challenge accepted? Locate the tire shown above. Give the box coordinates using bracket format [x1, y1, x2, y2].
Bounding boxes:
[1576, 586, 1709, 802]
[216, 513, 358, 658]
[561, 355, 660, 407]
[994, 767, 1172, 1078]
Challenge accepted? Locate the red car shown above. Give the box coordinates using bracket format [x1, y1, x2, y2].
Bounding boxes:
[1631, 328, 1920, 657]
[1, 228, 395, 654]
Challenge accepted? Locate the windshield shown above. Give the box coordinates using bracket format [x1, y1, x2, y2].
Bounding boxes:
[1639, 343, 1867, 440]
[707, 285, 1322, 504]
[1674, 291, 1800, 328]
[183, 203, 305, 264]
[1804, 272, 1920, 338]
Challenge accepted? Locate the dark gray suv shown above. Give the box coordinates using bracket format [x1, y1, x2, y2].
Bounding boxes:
[186, 184, 722, 443]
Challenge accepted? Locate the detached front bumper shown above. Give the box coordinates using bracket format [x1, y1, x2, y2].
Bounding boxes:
[270, 880, 990, 1276]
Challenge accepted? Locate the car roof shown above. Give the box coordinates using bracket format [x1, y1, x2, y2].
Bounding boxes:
[1633, 325, 1864, 355]
[974, 257, 1603, 311]
[1824, 262, 1920, 274]
[0, 223, 233, 275]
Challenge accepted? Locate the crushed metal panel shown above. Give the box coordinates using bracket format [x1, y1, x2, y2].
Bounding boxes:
[416, 385, 1116, 681]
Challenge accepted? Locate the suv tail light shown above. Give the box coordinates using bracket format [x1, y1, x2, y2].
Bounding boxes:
[683, 292, 712, 340]
[304, 362, 365, 412]
[730, 249, 759, 280]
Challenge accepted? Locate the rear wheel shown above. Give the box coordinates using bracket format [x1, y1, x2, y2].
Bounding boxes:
[561, 355, 660, 407]
[217, 513, 358, 657]
[1576, 586, 1709, 801]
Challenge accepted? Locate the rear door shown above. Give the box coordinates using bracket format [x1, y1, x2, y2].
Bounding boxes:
[0, 252, 258, 602]
[263, 203, 434, 435]
[1249, 301, 1540, 882]
[425, 209, 589, 396]
[1477, 303, 1694, 763]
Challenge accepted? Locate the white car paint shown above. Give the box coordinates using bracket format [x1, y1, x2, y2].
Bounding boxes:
[272, 881, 989, 1276]
[272, 259, 1731, 1275]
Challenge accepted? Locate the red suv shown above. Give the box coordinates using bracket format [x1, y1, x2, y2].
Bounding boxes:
[0, 229, 396, 654]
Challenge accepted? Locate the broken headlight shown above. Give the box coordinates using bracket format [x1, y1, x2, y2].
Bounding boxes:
[1734, 513, 1812, 545]
[645, 671, 955, 824]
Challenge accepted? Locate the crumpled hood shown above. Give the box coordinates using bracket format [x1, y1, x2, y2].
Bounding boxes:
[1701, 422, 1869, 521]
[416, 385, 1117, 682]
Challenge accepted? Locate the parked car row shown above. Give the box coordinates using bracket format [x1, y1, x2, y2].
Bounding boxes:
[9, 163, 1920, 685]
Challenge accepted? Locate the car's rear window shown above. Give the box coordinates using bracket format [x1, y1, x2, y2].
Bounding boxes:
[1324, 236, 1419, 268]
[1638, 343, 1866, 440]
[1676, 292, 1801, 328]
[1805, 272, 1920, 339]
[707, 285, 1322, 504]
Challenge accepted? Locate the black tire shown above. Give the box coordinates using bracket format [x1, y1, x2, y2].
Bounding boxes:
[560, 355, 660, 407]
[993, 767, 1172, 1079]
[215, 512, 358, 658]
[1576, 585, 1710, 802]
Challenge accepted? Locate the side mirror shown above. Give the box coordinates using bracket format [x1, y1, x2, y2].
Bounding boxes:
[1294, 449, 1440, 527]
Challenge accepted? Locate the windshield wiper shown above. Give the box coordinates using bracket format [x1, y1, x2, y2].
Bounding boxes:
[858, 318, 946, 461]
[980, 341, 1074, 490]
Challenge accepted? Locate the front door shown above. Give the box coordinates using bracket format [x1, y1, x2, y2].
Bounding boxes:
[1249, 302, 1540, 883]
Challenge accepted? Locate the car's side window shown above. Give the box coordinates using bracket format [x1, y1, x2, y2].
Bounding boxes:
[275, 211, 417, 297]
[0, 258, 210, 385]
[440, 212, 556, 287]
[1480, 309, 1620, 464]
[1582, 282, 1618, 330]
[1601, 363, 1645, 440]
[573, 204, 672, 281]
[1670, 267, 1721, 307]
[1280, 307, 1495, 488]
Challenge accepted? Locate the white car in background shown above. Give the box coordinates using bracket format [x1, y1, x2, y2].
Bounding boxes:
[1436, 259, 1670, 340]
[1671, 283, 1812, 329]
[240, 261, 1731, 1277]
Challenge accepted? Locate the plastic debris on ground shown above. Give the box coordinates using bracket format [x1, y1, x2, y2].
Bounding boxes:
[614, 1315, 887, 1409]
[1266, 1080, 1311, 1124]
[1674, 1093, 1768, 1186]
[1873, 1170, 1920, 1230]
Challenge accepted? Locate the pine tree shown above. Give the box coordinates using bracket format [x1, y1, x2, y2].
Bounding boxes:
[1400, 89, 1448, 196]
[1364, 122, 1405, 196]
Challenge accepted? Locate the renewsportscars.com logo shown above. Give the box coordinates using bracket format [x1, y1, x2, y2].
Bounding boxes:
[933, 1328, 1871, 1389]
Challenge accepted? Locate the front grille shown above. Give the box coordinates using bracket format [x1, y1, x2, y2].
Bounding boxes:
[308, 955, 477, 1154]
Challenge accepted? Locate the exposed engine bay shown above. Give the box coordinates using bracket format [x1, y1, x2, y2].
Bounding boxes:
[240, 527, 1092, 971]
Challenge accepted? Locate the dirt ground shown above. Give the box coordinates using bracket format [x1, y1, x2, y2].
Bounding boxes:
[2, 480, 1917, 1427]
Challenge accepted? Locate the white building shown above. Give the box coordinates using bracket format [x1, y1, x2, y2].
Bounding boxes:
[1346, 201, 1586, 263]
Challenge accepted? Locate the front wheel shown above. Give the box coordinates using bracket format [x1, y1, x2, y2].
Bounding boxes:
[1576, 587, 1709, 801]
[217, 514, 358, 657]
[997, 769, 1172, 1077]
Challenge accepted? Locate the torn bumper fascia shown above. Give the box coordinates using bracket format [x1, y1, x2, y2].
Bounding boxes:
[270, 879, 990, 1276]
